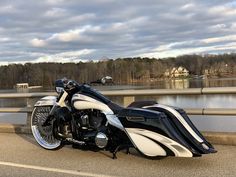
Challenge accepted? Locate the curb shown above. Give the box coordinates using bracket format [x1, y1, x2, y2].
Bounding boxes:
[0, 124, 235, 145]
[202, 132, 236, 146]
[0, 124, 31, 134]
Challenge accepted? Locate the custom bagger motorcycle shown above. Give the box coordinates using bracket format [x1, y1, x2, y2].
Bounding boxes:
[31, 78, 216, 159]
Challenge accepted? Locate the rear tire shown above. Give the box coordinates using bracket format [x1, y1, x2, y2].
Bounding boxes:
[31, 106, 62, 150]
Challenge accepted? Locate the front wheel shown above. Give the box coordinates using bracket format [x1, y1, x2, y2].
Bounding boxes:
[31, 106, 62, 150]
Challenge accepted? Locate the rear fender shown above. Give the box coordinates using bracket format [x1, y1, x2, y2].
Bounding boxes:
[125, 128, 193, 157]
[144, 104, 216, 154]
[117, 108, 196, 157]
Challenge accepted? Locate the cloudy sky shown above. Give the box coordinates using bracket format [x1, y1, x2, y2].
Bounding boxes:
[1, 0, 236, 64]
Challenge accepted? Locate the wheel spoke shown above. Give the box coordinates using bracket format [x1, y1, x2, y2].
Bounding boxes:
[31, 106, 61, 149]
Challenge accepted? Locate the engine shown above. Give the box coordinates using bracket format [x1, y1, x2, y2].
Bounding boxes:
[73, 110, 109, 149]
[74, 110, 104, 129]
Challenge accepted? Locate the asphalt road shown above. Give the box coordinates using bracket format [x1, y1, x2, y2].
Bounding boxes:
[0, 133, 235, 177]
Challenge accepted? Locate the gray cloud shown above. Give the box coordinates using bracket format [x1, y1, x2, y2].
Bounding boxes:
[0, 0, 236, 64]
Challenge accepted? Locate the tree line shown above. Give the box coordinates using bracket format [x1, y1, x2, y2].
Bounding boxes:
[0, 53, 236, 89]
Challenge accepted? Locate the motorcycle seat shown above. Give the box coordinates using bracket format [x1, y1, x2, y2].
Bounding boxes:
[107, 100, 158, 115]
[127, 101, 157, 108]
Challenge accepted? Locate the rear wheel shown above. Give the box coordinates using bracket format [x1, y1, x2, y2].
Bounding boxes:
[31, 106, 62, 150]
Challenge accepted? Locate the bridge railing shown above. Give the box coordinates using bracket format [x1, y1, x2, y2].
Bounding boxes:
[1, 87, 236, 132]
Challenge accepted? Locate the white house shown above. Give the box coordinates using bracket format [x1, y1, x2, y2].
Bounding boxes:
[165, 66, 189, 78]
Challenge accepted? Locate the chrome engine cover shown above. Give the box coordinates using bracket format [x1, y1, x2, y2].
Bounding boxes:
[95, 132, 108, 148]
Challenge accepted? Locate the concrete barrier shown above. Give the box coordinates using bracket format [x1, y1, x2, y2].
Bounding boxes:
[0, 124, 30, 134]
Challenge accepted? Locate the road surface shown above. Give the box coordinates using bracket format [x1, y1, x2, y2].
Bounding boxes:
[0, 133, 235, 177]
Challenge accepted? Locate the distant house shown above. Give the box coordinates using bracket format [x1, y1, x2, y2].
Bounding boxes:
[204, 63, 231, 78]
[164, 67, 189, 78]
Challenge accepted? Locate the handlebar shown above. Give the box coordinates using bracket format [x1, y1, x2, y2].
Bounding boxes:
[64, 80, 81, 92]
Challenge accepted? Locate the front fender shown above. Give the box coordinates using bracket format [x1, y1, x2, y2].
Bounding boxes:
[34, 96, 57, 107]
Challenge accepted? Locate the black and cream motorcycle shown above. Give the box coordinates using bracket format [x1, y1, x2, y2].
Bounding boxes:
[31, 78, 216, 159]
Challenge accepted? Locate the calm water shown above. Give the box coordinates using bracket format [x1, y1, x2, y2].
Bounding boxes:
[116, 77, 236, 90]
[1, 78, 236, 132]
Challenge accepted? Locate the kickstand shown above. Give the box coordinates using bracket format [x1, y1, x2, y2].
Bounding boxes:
[112, 152, 117, 159]
[112, 146, 120, 159]
[112, 145, 131, 159]
[126, 147, 130, 154]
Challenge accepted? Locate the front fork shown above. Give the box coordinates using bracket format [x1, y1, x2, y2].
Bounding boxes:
[42, 104, 59, 126]
[42, 91, 68, 126]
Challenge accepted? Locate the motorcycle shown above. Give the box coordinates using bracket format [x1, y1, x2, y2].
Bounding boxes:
[31, 78, 216, 159]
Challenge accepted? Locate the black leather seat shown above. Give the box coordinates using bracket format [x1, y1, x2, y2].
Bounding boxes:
[108, 100, 157, 114]
[127, 101, 157, 108]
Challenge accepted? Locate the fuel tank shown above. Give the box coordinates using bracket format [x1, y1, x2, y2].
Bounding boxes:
[72, 93, 113, 114]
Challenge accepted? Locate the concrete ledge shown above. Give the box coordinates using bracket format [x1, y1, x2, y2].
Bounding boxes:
[0, 107, 33, 113]
[203, 132, 236, 146]
[0, 124, 31, 134]
[0, 124, 235, 145]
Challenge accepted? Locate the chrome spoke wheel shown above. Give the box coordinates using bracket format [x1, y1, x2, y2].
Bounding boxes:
[31, 106, 61, 149]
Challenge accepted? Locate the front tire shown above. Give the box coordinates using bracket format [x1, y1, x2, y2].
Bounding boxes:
[31, 106, 62, 150]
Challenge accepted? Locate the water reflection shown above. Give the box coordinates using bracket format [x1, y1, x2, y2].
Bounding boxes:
[135, 95, 236, 109]
[129, 77, 236, 90]
[203, 77, 236, 88]
[164, 79, 190, 89]
[0, 98, 27, 107]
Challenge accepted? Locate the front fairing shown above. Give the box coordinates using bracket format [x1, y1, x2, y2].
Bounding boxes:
[79, 84, 110, 104]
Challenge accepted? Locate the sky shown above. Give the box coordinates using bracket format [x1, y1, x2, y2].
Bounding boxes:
[0, 0, 236, 64]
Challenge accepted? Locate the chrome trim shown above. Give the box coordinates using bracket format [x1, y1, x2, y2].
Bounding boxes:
[31, 125, 61, 149]
[95, 132, 108, 148]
